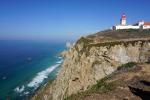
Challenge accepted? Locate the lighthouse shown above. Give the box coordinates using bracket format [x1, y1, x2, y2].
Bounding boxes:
[120, 13, 126, 26]
[113, 14, 150, 30]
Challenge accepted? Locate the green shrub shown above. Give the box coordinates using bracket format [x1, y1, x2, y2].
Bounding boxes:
[64, 77, 117, 100]
[90, 78, 117, 93]
[117, 62, 137, 71]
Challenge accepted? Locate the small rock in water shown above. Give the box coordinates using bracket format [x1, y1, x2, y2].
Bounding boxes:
[2, 76, 6, 80]
[27, 57, 32, 61]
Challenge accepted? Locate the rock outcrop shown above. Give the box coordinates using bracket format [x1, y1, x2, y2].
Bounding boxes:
[68, 64, 150, 100]
[32, 30, 150, 100]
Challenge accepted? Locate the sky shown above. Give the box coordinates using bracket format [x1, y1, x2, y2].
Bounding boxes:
[0, 0, 150, 41]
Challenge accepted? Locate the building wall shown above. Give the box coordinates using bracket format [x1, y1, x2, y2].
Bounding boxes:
[114, 25, 139, 30]
[143, 26, 150, 29]
[113, 20, 150, 30]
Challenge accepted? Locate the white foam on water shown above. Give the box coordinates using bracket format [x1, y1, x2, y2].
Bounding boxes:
[58, 56, 62, 59]
[14, 85, 25, 93]
[27, 63, 61, 88]
[14, 58, 63, 96]
[56, 60, 63, 64]
[23, 91, 29, 95]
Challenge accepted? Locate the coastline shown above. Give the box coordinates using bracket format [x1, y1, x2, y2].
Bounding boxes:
[12, 57, 63, 100]
[32, 29, 150, 100]
[0, 40, 65, 100]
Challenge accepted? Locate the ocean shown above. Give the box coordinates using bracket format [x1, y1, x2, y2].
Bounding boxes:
[0, 40, 65, 100]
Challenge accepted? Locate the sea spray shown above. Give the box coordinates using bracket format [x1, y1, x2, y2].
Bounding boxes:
[27, 63, 61, 88]
[14, 86, 25, 93]
[14, 59, 63, 98]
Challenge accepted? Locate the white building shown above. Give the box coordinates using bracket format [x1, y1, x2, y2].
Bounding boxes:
[113, 14, 150, 30]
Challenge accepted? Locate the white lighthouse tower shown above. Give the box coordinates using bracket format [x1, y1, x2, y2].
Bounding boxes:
[120, 13, 126, 26]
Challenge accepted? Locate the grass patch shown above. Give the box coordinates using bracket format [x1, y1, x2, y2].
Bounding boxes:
[64, 77, 117, 100]
[76, 37, 93, 45]
[117, 62, 137, 71]
[116, 29, 150, 33]
[90, 78, 117, 93]
[75, 37, 94, 56]
[89, 29, 150, 42]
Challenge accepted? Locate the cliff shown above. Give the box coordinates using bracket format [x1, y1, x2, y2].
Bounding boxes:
[65, 63, 150, 100]
[32, 29, 150, 100]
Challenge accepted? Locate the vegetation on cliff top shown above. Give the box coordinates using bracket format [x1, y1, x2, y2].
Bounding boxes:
[75, 29, 150, 56]
[117, 62, 137, 71]
[87, 29, 150, 42]
[76, 29, 150, 45]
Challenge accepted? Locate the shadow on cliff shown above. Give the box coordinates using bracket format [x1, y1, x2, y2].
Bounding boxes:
[129, 80, 150, 100]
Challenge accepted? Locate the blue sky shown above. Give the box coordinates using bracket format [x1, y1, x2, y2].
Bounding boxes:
[0, 0, 150, 41]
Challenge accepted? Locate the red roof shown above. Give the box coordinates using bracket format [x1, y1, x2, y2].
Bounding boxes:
[144, 22, 150, 26]
[121, 14, 126, 19]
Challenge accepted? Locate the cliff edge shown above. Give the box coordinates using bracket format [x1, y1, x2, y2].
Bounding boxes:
[32, 29, 150, 100]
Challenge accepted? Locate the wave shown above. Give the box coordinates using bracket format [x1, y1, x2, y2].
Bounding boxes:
[23, 91, 29, 95]
[56, 60, 63, 64]
[58, 56, 62, 59]
[14, 85, 25, 93]
[14, 58, 63, 96]
[27, 63, 61, 88]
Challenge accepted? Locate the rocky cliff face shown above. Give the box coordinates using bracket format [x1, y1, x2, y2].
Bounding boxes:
[32, 37, 150, 100]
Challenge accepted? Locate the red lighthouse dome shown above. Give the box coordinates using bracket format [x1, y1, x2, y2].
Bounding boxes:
[121, 13, 126, 19]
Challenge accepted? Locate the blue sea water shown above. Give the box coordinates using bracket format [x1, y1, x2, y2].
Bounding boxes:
[0, 40, 65, 100]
